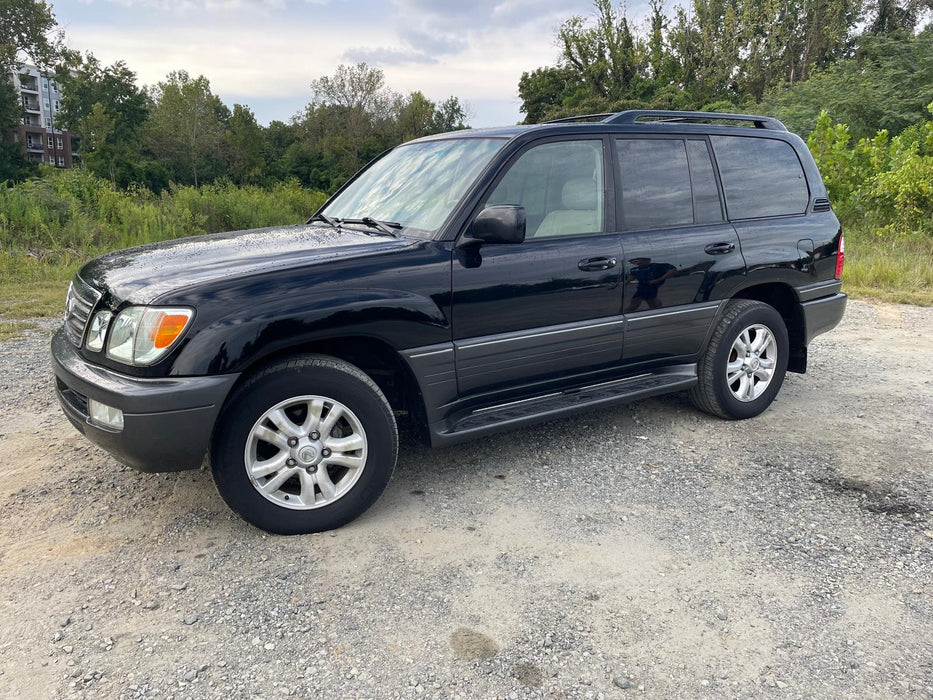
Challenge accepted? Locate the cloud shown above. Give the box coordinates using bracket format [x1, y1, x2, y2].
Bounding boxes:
[54, 0, 653, 128]
[343, 46, 437, 66]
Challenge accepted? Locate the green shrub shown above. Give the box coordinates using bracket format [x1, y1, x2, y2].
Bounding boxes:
[0, 168, 327, 255]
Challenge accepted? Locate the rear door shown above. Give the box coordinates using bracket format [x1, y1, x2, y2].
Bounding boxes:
[451, 136, 625, 396]
[614, 136, 746, 364]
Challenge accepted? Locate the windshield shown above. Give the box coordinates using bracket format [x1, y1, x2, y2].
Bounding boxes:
[322, 138, 507, 238]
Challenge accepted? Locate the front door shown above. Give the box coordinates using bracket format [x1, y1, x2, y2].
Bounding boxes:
[451, 137, 624, 396]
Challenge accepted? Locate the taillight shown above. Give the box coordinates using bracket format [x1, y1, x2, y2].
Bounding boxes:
[834, 232, 845, 280]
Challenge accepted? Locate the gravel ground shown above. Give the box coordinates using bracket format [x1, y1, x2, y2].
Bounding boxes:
[0, 299, 931, 699]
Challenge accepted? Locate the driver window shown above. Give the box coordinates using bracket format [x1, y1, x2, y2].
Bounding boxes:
[484, 140, 604, 238]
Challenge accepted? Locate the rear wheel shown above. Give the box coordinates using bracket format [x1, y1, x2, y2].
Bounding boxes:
[211, 355, 397, 534]
[689, 299, 789, 420]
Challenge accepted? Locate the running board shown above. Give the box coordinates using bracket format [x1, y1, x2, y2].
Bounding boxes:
[432, 364, 697, 446]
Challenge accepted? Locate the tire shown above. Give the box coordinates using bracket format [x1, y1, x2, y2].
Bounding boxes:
[689, 299, 789, 420]
[210, 354, 398, 535]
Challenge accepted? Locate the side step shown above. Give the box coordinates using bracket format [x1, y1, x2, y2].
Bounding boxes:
[433, 364, 697, 446]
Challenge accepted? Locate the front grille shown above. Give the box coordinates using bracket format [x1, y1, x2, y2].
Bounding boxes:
[64, 276, 101, 347]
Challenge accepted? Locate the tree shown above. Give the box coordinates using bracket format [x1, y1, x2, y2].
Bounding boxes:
[756, 29, 933, 138]
[1, 0, 72, 182]
[54, 54, 151, 186]
[0, 80, 35, 182]
[868, 0, 933, 33]
[394, 92, 468, 140]
[309, 63, 395, 173]
[0, 0, 70, 72]
[224, 104, 264, 185]
[147, 70, 228, 186]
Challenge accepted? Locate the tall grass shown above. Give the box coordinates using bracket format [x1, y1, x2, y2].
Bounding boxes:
[0, 168, 328, 255]
[0, 169, 329, 327]
[843, 222, 933, 305]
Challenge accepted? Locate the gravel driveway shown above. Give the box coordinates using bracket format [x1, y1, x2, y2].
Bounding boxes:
[0, 299, 931, 699]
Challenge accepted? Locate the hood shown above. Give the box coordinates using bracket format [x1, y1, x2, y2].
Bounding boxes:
[79, 223, 413, 304]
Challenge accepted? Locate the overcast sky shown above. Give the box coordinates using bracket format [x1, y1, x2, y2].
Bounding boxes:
[50, 0, 650, 127]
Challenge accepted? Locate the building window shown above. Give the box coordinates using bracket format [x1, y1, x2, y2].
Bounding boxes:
[55, 100, 60, 110]
[48, 135, 54, 148]
[57, 137, 63, 150]
[58, 156, 65, 167]
[42, 79, 49, 90]
[45, 117, 51, 127]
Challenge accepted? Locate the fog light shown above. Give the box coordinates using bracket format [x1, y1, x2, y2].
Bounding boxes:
[87, 398, 124, 431]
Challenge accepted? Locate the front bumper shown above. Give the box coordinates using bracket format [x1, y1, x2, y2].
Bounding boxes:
[51, 329, 239, 472]
[801, 292, 847, 344]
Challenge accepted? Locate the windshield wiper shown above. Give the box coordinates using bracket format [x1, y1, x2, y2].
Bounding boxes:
[342, 217, 402, 237]
[307, 212, 341, 228]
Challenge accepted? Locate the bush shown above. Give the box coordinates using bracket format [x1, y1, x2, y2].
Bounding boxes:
[0, 168, 328, 254]
[808, 104, 933, 237]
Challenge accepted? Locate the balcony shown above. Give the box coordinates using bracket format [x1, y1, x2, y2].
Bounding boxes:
[25, 142, 44, 153]
[18, 78, 39, 93]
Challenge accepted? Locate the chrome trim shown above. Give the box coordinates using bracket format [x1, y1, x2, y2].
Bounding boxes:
[408, 347, 455, 359]
[458, 317, 625, 350]
[626, 301, 720, 322]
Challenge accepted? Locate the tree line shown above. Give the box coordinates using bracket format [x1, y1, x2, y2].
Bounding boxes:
[519, 0, 932, 138]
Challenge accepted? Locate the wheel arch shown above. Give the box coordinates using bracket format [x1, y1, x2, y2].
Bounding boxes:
[731, 282, 807, 373]
[219, 335, 429, 437]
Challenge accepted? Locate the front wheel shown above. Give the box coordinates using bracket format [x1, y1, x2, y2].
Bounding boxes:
[211, 355, 397, 534]
[689, 299, 789, 420]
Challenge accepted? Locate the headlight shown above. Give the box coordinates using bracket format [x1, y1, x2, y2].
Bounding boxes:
[106, 307, 194, 366]
[85, 310, 113, 352]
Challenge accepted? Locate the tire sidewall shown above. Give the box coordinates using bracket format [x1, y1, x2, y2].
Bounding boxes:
[211, 360, 396, 535]
[711, 304, 789, 420]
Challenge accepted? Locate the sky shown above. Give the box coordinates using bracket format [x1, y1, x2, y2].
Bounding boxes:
[48, 0, 649, 128]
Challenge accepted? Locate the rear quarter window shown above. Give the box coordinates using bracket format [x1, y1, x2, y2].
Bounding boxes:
[711, 136, 809, 219]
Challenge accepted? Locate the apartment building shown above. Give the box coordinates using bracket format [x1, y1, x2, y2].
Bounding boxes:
[5, 65, 79, 168]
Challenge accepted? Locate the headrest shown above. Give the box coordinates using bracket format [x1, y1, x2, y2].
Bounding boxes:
[562, 178, 597, 210]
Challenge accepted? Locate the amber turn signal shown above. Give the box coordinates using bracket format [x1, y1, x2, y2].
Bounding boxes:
[151, 313, 193, 349]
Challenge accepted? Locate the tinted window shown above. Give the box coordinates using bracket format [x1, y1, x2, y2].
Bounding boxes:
[485, 140, 604, 238]
[616, 139, 693, 231]
[711, 136, 809, 219]
[686, 140, 723, 224]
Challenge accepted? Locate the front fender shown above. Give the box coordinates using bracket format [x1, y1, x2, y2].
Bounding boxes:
[170, 288, 451, 375]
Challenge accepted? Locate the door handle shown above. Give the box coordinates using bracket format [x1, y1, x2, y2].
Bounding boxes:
[704, 242, 736, 255]
[578, 257, 617, 271]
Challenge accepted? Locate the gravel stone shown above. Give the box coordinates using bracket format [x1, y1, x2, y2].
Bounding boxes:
[0, 303, 931, 698]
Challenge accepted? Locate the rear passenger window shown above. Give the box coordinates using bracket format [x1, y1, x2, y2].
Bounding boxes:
[711, 136, 809, 219]
[616, 138, 726, 231]
[616, 139, 693, 231]
[686, 140, 723, 224]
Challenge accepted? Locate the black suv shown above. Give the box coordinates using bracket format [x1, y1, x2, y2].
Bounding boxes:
[51, 110, 846, 534]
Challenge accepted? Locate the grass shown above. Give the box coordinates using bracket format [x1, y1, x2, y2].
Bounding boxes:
[0, 320, 39, 342]
[843, 224, 933, 306]
[0, 170, 329, 340]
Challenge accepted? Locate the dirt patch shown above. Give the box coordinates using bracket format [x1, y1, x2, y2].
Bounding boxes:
[450, 627, 499, 661]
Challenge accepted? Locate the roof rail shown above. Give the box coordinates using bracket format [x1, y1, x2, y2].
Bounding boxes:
[603, 110, 787, 131]
[543, 113, 616, 124]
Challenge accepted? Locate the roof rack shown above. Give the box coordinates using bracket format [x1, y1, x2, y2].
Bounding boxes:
[543, 113, 615, 124]
[602, 110, 787, 131]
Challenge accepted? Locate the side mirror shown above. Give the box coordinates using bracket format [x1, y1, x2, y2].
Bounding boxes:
[460, 205, 526, 247]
